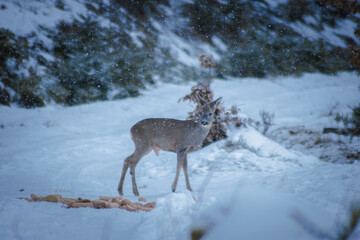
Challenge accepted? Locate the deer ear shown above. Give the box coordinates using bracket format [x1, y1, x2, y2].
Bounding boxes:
[195, 93, 207, 106]
[210, 97, 222, 109]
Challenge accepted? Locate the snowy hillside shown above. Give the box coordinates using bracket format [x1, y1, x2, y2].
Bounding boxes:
[1, 72, 359, 239]
[1, 0, 359, 107]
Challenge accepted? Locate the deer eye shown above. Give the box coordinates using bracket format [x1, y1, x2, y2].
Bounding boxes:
[208, 113, 212, 116]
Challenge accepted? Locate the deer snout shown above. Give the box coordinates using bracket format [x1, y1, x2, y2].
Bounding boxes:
[201, 120, 209, 126]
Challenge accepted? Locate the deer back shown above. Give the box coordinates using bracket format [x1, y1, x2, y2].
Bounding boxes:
[130, 118, 209, 153]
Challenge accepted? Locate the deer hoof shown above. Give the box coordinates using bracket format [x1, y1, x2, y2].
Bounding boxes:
[118, 189, 124, 196]
[133, 189, 139, 196]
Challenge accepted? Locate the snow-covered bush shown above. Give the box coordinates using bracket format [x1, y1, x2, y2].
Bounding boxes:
[333, 104, 360, 139]
[221, 136, 260, 155]
[259, 110, 275, 135]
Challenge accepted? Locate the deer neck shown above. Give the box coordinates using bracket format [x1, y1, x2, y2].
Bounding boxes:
[196, 121, 212, 138]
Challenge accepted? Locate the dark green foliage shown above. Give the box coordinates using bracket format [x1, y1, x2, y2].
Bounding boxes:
[324, 1, 360, 144]
[44, 13, 155, 106]
[0, 29, 29, 75]
[183, 0, 354, 78]
[0, 0, 358, 108]
[0, 28, 44, 108]
[0, 87, 10, 106]
[1, 1, 168, 107]
[350, 104, 360, 136]
[279, 0, 315, 22]
[111, 0, 169, 19]
[19, 90, 44, 108]
[55, 0, 65, 10]
[45, 16, 109, 105]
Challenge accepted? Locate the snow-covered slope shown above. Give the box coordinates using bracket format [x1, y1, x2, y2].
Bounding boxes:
[0, 0, 87, 46]
[1, 0, 359, 107]
[0, 72, 359, 239]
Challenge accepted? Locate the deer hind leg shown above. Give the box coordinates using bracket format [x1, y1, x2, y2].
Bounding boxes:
[130, 146, 151, 196]
[118, 145, 151, 196]
[172, 149, 187, 193]
[118, 154, 133, 196]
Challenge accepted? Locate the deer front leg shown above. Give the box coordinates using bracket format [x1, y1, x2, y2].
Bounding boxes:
[130, 162, 140, 196]
[182, 156, 193, 192]
[172, 149, 186, 192]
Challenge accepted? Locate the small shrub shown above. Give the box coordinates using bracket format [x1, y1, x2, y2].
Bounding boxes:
[350, 104, 360, 135]
[222, 139, 242, 153]
[222, 137, 260, 155]
[199, 53, 216, 87]
[259, 110, 275, 135]
[333, 104, 360, 140]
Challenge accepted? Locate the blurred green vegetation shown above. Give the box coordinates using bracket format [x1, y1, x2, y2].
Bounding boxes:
[0, 0, 357, 107]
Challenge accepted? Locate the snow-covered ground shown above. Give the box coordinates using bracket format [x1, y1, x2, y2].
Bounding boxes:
[0, 72, 359, 240]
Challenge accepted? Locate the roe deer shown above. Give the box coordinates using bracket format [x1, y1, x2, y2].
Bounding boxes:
[118, 95, 222, 196]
